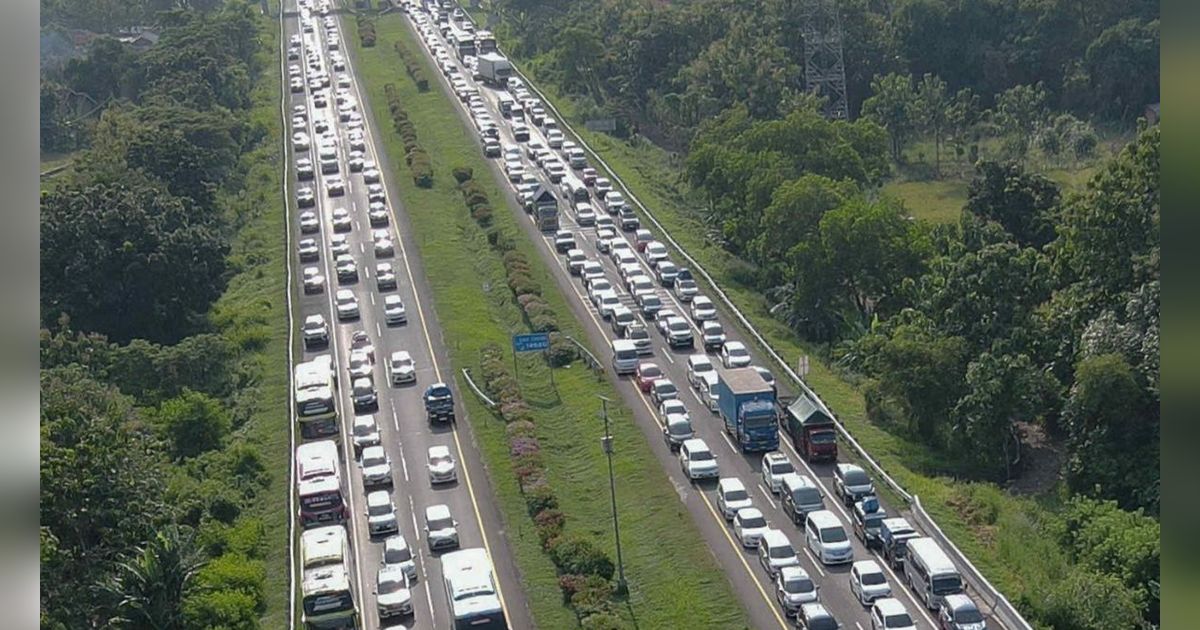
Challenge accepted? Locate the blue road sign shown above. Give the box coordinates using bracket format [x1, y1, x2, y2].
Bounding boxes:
[512, 332, 551, 353]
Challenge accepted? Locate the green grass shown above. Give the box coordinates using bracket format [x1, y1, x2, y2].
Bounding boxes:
[493, 45, 1089, 616]
[203, 12, 293, 627]
[350, 13, 749, 629]
[881, 178, 970, 224]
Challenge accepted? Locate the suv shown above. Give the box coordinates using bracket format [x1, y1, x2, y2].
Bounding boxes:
[664, 317, 694, 349]
[303, 314, 329, 348]
[937, 594, 988, 630]
[834, 464, 876, 507]
[761, 452, 794, 494]
[717, 477, 753, 520]
[662, 414, 694, 451]
[798, 603, 840, 630]
[701, 321, 727, 352]
[624, 321, 653, 356]
[618, 206, 640, 231]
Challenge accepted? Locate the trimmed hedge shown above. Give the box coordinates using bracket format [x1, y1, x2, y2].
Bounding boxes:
[356, 15, 376, 47]
[393, 40, 429, 92]
[382, 83, 434, 187]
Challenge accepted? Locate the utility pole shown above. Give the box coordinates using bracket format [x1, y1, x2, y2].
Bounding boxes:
[598, 395, 627, 594]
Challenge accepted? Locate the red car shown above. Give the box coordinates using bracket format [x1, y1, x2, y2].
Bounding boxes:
[635, 362, 663, 393]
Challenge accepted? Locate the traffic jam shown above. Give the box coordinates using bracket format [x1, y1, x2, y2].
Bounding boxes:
[400, 2, 991, 629]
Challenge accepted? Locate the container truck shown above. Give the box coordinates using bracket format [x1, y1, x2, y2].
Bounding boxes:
[715, 367, 779, 452]
[476, 52, 513, 86]
[781, 394, 838, 462]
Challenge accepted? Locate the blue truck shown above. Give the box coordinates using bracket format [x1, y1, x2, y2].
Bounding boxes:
[715, 367, 780, 452]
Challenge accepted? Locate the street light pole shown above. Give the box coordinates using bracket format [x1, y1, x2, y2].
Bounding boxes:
[598, 395, 627, 594]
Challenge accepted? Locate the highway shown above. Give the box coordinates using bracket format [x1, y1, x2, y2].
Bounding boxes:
[281, 1, 533, 628]
[395, 3, 1005, 629]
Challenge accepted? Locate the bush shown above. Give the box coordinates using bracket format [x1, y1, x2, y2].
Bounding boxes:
[534, 508, 566, 545]
[524, 482, 559, 517]
[452, 166, 474, 183]
[155, 389, 232, 459]
[507, 274, 542, 297]
[464, 189, 491, 209]
[580, 611, 627, 630]
[471, 205, 494, 227]
[548, 535, 615, 579]
[505, 420, 536, 438]
[546, 334, 578, 367]
[508, 436, 541, 458]
[571, 576, 616, 620]
[528, 311, 559, 333]
[503, 251, 530, 267]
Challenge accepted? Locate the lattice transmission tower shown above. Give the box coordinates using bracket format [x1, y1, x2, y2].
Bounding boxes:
[797, 0, 849, 120]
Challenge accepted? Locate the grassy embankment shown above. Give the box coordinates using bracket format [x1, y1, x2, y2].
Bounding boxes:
[349, 12, 749, 629]
[481, 44, 1089, 615]
[208, 7, 292, 626]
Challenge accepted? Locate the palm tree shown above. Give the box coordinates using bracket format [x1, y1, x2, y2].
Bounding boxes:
[102, 527, 206, 630]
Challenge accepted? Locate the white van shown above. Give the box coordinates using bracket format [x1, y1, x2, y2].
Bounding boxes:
[611, 339, 639, 375]
[804, 510, 853, 565]
[903, 537, 963, 610]
[757, 528, 800, 577]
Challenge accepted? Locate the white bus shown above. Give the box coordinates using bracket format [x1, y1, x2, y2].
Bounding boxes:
[903, 537, 963, 610]
[301, 525, 349, 569]
[295, 355, 337, 438]
[296, 441, 347, 526]
[301, 562, 357, 629]
[441, 548, 507, 630]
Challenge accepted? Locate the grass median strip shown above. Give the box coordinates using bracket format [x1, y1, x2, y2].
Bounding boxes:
[350, 12, 749, 629]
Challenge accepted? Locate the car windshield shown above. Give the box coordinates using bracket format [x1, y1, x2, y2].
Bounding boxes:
[811, 431, 837, 444]
[808, 616, 838, 630]
[363, 452, 386, 466]
[725, 489, 748, 501]
[729, 346, 748, 357]
[657, 383, 676, 394]
[770, 460, 793, 474]
[669, 320, 689, 331]
[669, 422, 692, 435]
[845, 469, 871, 486]
[428, 516, 453, 530]
[861, 571, 887, 586]
[820, 526, 848, 543]
[785, 576, 815, 593]
[741, 515, 766, 528]
[955, 608, 984, 623]
[886, 613, 913, 628]
[641, 366, 661, 378]
[388, 546, 412, 563]
[932, 575, 963, 595]
[690, 448, 713, 461]
[430, 454, 451, 467]
[770, 544, 795, 559]
[368, 501, 391, 516]
[379, 574, 406, 593]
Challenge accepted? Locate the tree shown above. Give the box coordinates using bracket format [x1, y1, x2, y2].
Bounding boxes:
[965, 161, 1061, 247]
[861, 73, 918, 161]
[1081, 18, 1160, 120]
[1062, 354, 1157, 509]
[914, 73, 949, 174]
[40, 178, 230, 344]
[155, 390, 233, 460]
[858, 312, 970, 441]
[994, 83, 1049, 161]
[951, 351, 1054, 479]
[1041, 568, 1145, 630]
[945, 87, 981, 169]
[748, 174, 856, 278]
[102, 527, 206, 630]
[40, 367, 171, 627]
[1058, 497, 1160, 623]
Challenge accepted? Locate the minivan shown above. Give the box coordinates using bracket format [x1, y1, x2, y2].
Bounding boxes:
[781, 473, 825, 525]
[903, 537, 963, 610]
[758, 528, 800, 577]
[611, 339, 639, 375]
[805, 510, 853, 565]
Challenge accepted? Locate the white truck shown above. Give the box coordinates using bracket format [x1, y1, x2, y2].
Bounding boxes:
[476, 52, 513, 86]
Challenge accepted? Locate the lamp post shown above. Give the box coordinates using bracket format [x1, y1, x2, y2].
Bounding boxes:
[598, 395, 627, 594]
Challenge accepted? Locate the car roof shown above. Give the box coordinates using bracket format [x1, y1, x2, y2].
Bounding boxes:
[779, 565, 810, 580]
[873, 598, 907, 614]
[425, 504, 451, 519]
[761, 528, 789, 546]
[853, 559, 883, 573]
[736, 507, 763, 520]
[718, 477, 746, 491]
[428, 445, 451, 458]
[681, 438, 708, 451]
[943, 593, 977, 611]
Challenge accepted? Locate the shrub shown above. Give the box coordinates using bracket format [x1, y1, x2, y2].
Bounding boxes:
[546, 334, 577, 368]
[533, 508, 566, 545]
[580, 611, 627, 630]
[572, 577, 617, 620]
[464, 189, 491, 209]
[472, 206, 493, 227]
[524, 482, 559, 517]
[507, 274, 541, 297]
[516, 293, 543, 309]
[548, 536, 615, 579]
[502, 251, 529, 267]
[528, 311, 559, 333]
[505, 420, 537, 438]
[485, 228, 503, 247]
[558, 573, 589, 603]
[508, 436, 541, 458]
[452, 166, 474, 183]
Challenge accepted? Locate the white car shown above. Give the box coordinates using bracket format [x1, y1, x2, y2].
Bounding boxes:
[587, 278, 613, 304]
[733, 507, 769, 548]
[376, 565, 414, 618]
[850, 560, 892, 605]
[720, 341, 751, 368]
[376, 262, 397, 291]
[581, 261, 605, 285]
[383, 294, 407, 326]
[374, 234, 394, 258]
[352, 413, 381, 454]
[366, 490, 398, 536]
[690, 295, 718, 322]
[302, 267, 325, 294]
[679, 438, 718, 481]
[716, 477, 753, 520]
[596, 290, 621, 320]
[686, 354, 715, 390]
[650, 379, 678, 405]
[594, 227, 616, 253]
[426, 445, 457, 484]
[775, 566, 819, 617]
[363, 166, 381, 183]
[382, 534, 418, 583]
[329, 233, 350, 256]
[424, 504, 460, 551]
[388, 350, 416, 385]
[335, 289, 359, 320]
[761, 452, 795, 494]
[302, 314, 328, 348]
[347, 349, 373, 381]
[871, 598, 916, 630]
[644, 241, 669, 267]
[299, 210, 320, 233]
[758, 528, 801, 576]
[360, 445, 392, 487]
[659, 399, 689, 422]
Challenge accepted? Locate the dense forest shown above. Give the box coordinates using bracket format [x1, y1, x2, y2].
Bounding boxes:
[484, 0, 1160, 626]
[40, 2, 282, 627]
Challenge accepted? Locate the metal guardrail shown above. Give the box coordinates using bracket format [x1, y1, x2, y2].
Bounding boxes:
[450, 9, 1034, 629]
[565, 334, 603, 372]
[461, 367, 497, 408]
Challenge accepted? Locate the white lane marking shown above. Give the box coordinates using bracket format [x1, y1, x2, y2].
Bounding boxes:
[804, 548, 827, 577]
[662, 351, 675, 364]
[392, 409, 400, 432]
[376, 322, 382, 336]
[399, 446, 410, 482]
[758, 484, 778, 510]
[855, 623, 864, 630]
[369, 292, 376, 305]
